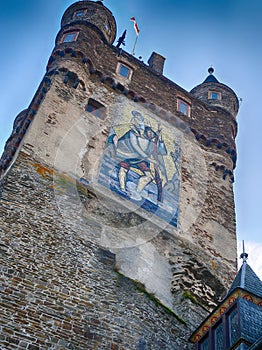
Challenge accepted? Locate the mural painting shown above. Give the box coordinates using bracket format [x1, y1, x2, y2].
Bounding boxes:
[98, 104, 182, 227]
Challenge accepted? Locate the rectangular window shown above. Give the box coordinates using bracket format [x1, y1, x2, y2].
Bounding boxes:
[200, 337, 209, 350]
[75, 10, 84, 17]
[177, 98, 191, 117]
[117, 62, 133, 80]
[214, 323, 224, 350]
[105, 20, 111, 31]
[86, 98, 106, 120]
[228, 308, 240, 347]
[231, 125, 237, 139]
[208, 91, 221, 100]
[62, 31, 79, 43]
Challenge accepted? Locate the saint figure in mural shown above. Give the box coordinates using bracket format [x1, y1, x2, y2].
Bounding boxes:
[109, 110, 168, 202]
[99, 107, 181, 227]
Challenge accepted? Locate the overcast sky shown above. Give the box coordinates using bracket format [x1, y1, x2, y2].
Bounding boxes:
[0, 0, 261, 278]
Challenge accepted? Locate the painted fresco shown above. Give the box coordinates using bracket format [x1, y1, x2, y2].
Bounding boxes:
[98, 103, 182, 227]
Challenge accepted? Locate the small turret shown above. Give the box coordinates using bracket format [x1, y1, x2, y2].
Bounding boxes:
[191, 67, 239, 118]
[59, 0, 117, 45]
[190, 245, 262, 349]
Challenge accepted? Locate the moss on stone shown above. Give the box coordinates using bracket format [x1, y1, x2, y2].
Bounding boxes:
[181, 290, 206, 310]
[115, 271, 187, 326]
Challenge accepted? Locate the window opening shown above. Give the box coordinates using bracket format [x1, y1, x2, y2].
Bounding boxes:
[177, 98, 190, 117]
[208, 91, 221, 100]
[116, 62, 133, 80]
[200, 336, 209, 350]
[214, 323, 224, 350]
[105, 20, 111, 31]
[62, 31, 79, 43]
[228, 308, 240, 346]
[75, 10, 84, 17]
[86, 99, 106, 120]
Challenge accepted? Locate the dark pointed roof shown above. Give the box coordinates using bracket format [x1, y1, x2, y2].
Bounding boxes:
[203, 74, 219, 83]
[227, 261, 262, 298]
[203, 68, 219, 83]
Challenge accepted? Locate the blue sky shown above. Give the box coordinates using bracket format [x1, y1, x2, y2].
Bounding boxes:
[0, 0, 261, 277]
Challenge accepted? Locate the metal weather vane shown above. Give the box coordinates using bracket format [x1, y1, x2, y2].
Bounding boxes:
[240, 240, 248, 263]
[116, 30, 127, 48]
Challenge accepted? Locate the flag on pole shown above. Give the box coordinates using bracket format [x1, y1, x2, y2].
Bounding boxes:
[130, 17, 140, 36]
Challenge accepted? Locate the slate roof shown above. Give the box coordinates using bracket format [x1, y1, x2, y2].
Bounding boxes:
[239, 298, 262, 345]
[249, 335, 262, 349]
[226, 261, 262, 298]
[202, 74, 220, 83]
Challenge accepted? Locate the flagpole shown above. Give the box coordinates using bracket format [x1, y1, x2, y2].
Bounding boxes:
[131, 35, 138, 56]
[130, 17, 140, 56]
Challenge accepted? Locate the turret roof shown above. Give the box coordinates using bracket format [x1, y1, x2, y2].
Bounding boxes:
[202, 74, 219, 83]
[201, 67, 220, 83]
[226, 261, 262, 298]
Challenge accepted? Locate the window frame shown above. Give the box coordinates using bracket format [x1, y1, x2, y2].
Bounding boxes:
[74, 10, 86, 18]
[104, 20, 111, 32]
[195, 301, 240, 350]
[208, 91, 222, 101]
[231, 125, 237, 139]
[61, 31, 79, 43]
[212, 320, 225, 350]
[116, 62, 133, 80]
[199, 334, 209, 350]
[177, 97, 191, 117]
[226, 304, 240, 347]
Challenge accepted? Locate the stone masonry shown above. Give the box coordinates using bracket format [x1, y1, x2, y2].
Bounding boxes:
[0, 1, 239, 349]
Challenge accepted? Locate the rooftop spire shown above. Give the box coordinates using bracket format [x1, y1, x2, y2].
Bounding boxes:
[226, 242, 262, 298]
[208, 66, 214, 75]
[240, 240, 248, 263]
[202, 66, 219, 83]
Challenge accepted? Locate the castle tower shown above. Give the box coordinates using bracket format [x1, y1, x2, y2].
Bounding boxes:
[0, 1, 240, 349]
[191, 67, 239, 119]
[59, 0, 116, 45]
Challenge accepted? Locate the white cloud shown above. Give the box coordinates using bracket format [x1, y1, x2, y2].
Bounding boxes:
[237, 240, 262, 280]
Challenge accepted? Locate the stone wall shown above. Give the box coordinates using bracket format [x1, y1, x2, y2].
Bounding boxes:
[0, 3, 239, 348]
[0, 153, 205, 350]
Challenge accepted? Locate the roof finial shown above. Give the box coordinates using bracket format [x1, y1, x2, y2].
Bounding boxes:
[240, 240, 248, 263]
[208, 66, 214, 75]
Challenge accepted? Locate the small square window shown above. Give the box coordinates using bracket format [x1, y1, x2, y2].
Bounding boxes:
[177, 99, 190, 116]
[75, 10, 84, 17]
[62, 31, 79, 43]
[119, 65, 130, 78]
[117, 63, 133, 80]
[208, 91, 221, 100]
[86, 98, 106, 120]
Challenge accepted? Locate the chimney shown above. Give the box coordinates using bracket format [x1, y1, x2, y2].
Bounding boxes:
[147, 52, 166, 75]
